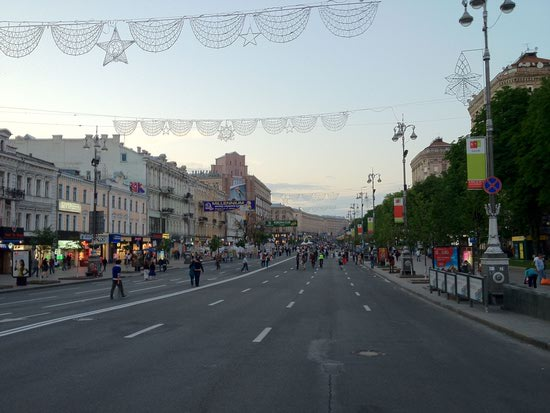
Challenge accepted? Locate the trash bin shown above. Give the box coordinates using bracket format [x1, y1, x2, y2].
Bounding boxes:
[16, 276, 27, 286]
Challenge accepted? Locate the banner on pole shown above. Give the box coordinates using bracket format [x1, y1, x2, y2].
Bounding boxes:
[367, 217, 374, 234]
[357, 223, 363, 235]
[394, 198, 404, 223]
[466, 137, 486, 190]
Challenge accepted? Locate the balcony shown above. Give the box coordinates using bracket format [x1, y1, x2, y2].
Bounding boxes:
[161, 186, 174, 194]
[0, 186, 25, 200]
[161, 208, 175, 214]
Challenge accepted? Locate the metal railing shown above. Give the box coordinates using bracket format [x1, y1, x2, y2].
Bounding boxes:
[429, 268, 487, 310]
[0, 186, 25, 200]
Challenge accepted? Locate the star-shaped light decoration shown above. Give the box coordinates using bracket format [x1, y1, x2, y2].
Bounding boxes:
[97, 27, 135, 66]
[240, 26, 261, 47]
[218, 123, 235, 141]
[445, 52, 482, 105]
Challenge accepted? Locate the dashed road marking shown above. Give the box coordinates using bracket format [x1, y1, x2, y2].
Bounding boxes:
[363, 305, 372, 312]
[242, 288, 251, 293]
[262, 280, 269, 284]
[125, 323, 164, 339]
[299, 289, 304, 295]
[286, 301, 295, 309]
[355, 292, 361, 297]
[208, 300, 224, 306]
[253, 327, 272, 343]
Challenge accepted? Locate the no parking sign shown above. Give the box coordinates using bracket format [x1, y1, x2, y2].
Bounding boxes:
[483, 176, 502, 195]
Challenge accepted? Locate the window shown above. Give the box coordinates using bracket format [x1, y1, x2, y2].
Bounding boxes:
[112, 195, 115, 208]
[118, 197, 121, 209]
[86, 171, 91, 181]
[124, 198, 127, 210]
[83, 216, 87, 232]
[102, 193, 106, 207]
[26, 214, 31, 230]
[66, 215, 69, 231]
[45, 181, 50, 198]
[121, 153, 127, 162]
[17, 175, 22, 190]
[83, 190, 87, 204]
[117, 221, 121, 233]
[36, 180, 42, 196]
[16, 213, 21, 227]
[35, 214, 40, 230]
[27, 177, 32, 194]
[73, 216, 76, 231]
[142, 223, 145, 235]
[123, 221, 127, 234]
[135, 222, 138, 234]
[111, 220, 115, 233]
[73, 187, 77, 202]
[65, 185, 70, 200]
[44, 215, 49, 228]
[58, 184, 63, 199]
[129, 200, 133, 212]
[58, 214, 62, 230]
[142, 203, 145, 214]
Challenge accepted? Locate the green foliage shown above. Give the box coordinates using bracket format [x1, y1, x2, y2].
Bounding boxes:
[31, 227, 58, 259]
[209, 235, 222, 253]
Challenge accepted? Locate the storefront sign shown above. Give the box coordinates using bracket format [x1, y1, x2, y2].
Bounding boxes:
[59, 201, 82, 213]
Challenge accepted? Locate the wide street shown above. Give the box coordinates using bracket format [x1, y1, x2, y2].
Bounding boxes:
[1, 256, 549, 413]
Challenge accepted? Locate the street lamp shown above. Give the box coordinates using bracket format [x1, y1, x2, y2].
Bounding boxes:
[459, 0, 514, 300]
[356, 189, 367, 251]
[392, 116, 417, 275]
[366, 169, 381, 242]
[83, 128, 108, 274]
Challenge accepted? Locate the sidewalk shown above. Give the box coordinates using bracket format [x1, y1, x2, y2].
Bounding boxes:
[368, 255, 550, 351]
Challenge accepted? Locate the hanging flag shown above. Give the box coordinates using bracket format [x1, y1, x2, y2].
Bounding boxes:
[466, 137, 486, 190]
[130, 182, 145, 193]
[394, 197, 404, 223]
[367, 217, 374, 234]
[357, 223, 363, 235]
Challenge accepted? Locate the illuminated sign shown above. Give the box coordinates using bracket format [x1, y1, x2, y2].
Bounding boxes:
[59, 201, 82, 213]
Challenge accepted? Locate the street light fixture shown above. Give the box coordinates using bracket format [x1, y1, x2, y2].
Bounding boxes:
[366, 169, 381, 243]
[83, 127, 108, 275]
[459, 0, 514, 300]
[392, 116, 417, 275]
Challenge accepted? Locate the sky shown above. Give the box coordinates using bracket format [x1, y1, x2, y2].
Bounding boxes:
[1, 0, 549, 218]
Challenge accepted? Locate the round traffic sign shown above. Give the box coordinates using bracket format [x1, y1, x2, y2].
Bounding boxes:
[483, 176, 502, 195]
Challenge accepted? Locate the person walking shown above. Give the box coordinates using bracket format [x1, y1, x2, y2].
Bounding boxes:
[241, 256, 249, 272]
[319, 251, 324, 269]
[296, 251, 300, 270]
[534, 253, 545, 284]
[189, 257, 204, 287]
[525, 267, 538, 288]
[48, 257, 55, 275]
[31, 257, 39, 277]
[110, 259, 126, 299]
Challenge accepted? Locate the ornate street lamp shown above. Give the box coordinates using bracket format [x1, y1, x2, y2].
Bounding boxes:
[367, 169, 381, 244]
[83, 128, 108, 275]
[392, 117, 417, 275]
[459, 0, 515, 301]
[356, 189, 367, 251]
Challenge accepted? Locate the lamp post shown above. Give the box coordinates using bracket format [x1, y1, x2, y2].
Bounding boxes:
[83, 128, 108, 275]
[392, 116, 417, 275]
[459, 0, 514, 300]
[356, 190, 367, 252]
[367, 169, 381, 243]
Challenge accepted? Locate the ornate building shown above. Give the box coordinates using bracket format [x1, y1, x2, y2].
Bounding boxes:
[410, 137, 452, 185]
[468, 50, 550, 120]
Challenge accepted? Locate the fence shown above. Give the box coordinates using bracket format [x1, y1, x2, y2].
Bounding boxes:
[429, 268, 488, 309]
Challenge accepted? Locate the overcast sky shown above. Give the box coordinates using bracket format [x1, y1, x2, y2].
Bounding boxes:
[1, 0, 549, 217]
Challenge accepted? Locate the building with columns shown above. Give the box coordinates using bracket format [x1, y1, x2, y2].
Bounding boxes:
[410, 137, 452, 185]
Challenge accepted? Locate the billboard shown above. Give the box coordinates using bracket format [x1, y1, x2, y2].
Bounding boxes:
[433, 247, 459, 271]
[203, 200, 256, 212]
[230, 177, 246, 201]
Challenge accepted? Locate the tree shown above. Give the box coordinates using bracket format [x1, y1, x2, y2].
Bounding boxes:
[31, 227, 58, 260]
[209, 235, 222, 254]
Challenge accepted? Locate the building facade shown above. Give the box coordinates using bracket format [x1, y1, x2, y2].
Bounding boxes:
[410, 137, 452, 185]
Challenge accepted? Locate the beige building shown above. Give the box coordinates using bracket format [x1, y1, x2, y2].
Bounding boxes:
[410, 137, 452, 185]
[468, 50, 550, 120]
[271, 204, 347, 240]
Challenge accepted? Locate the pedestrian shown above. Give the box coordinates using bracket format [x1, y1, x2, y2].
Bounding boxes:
[49, 257, 55, 274]
[41, 258, 49, 279]
[416, 249, 421, 262]
[319, 251, 324, 269]
[62, 254, 67, 271]
[296, 252, 300, 270]
[110, 259, 126, 299]
[31, 257, 39, 277]
[102, 256, 108, 272]
[148, 261, 156, 279]
[241, 256, 249, 272]
[389, 254, 395, 273]
[460, 260, 471, 274]
[189, 256, 204, 287]
[534, 253, 545, 283]
[525, 267, 538, 288]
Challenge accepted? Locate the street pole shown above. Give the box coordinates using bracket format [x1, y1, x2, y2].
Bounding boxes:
[459, 0, 514, 302]
[367, 170, 381, 248]
[357, 191, 367, 252]
[392, 117, 417, 275]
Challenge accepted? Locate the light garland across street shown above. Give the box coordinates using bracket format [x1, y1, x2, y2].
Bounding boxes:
[0, 1, 380, 66]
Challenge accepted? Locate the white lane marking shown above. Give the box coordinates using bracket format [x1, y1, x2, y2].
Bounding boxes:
[350, 283, 355, 287]
[355, 292, 361, 297]
[208, 300, 224, 306]
[252, 327, 272, 343]
[75, 288, 108, 295]
[241, 288, 251, 293]
[175, 280, 187, 284]
[207, 278, 218, 281]
[43, 296, 106, 308]
[0, 296, 58, 307]
[275, 275, 280, 278]
[284, 271, 288, 274]
[0, 258, 294, 339]
[347, 277, 350, 280]
[0, 312, 12, 316]
[26, 312, 51, 318]
[130, 285, 167, 293]
[298, 289, 304, 295]
[311, 276, 314, 279]
[169, 278, 180, 282]
[384, 279, 390, 283]
[125, 323, 164, 339]
[262, 280, 269, 284]
[306, 281, 310, 285]
[286, 301, 295, 309]
[363, 305, 372, 312]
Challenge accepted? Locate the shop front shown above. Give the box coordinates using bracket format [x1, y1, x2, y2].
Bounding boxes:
[0, 227, 26, 274]
[79, 233, 108, 267]
[108, 233, 123, 262]
[56, 230, 81, 269]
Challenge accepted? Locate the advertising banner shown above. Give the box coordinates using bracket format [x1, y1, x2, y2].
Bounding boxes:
[203, 200, 255, 212]
[265, 220, 298, 227]
[357, 223, 363, 235]
[230, 177, 246, 201]
[12, 250, 31, 278]
[466, 137, 486, 190]
[367, 217, 374, 234]
[393, 198, 404, 223]
[433, 246, 459, 270]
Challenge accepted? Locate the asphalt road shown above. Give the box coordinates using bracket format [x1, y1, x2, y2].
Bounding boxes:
[1, 257, 549, 413]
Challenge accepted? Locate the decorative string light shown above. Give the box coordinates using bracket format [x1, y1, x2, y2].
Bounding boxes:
[445, 51, 482, 105]
[0, 1, 380, 65]
[112, 111, 350, 140]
